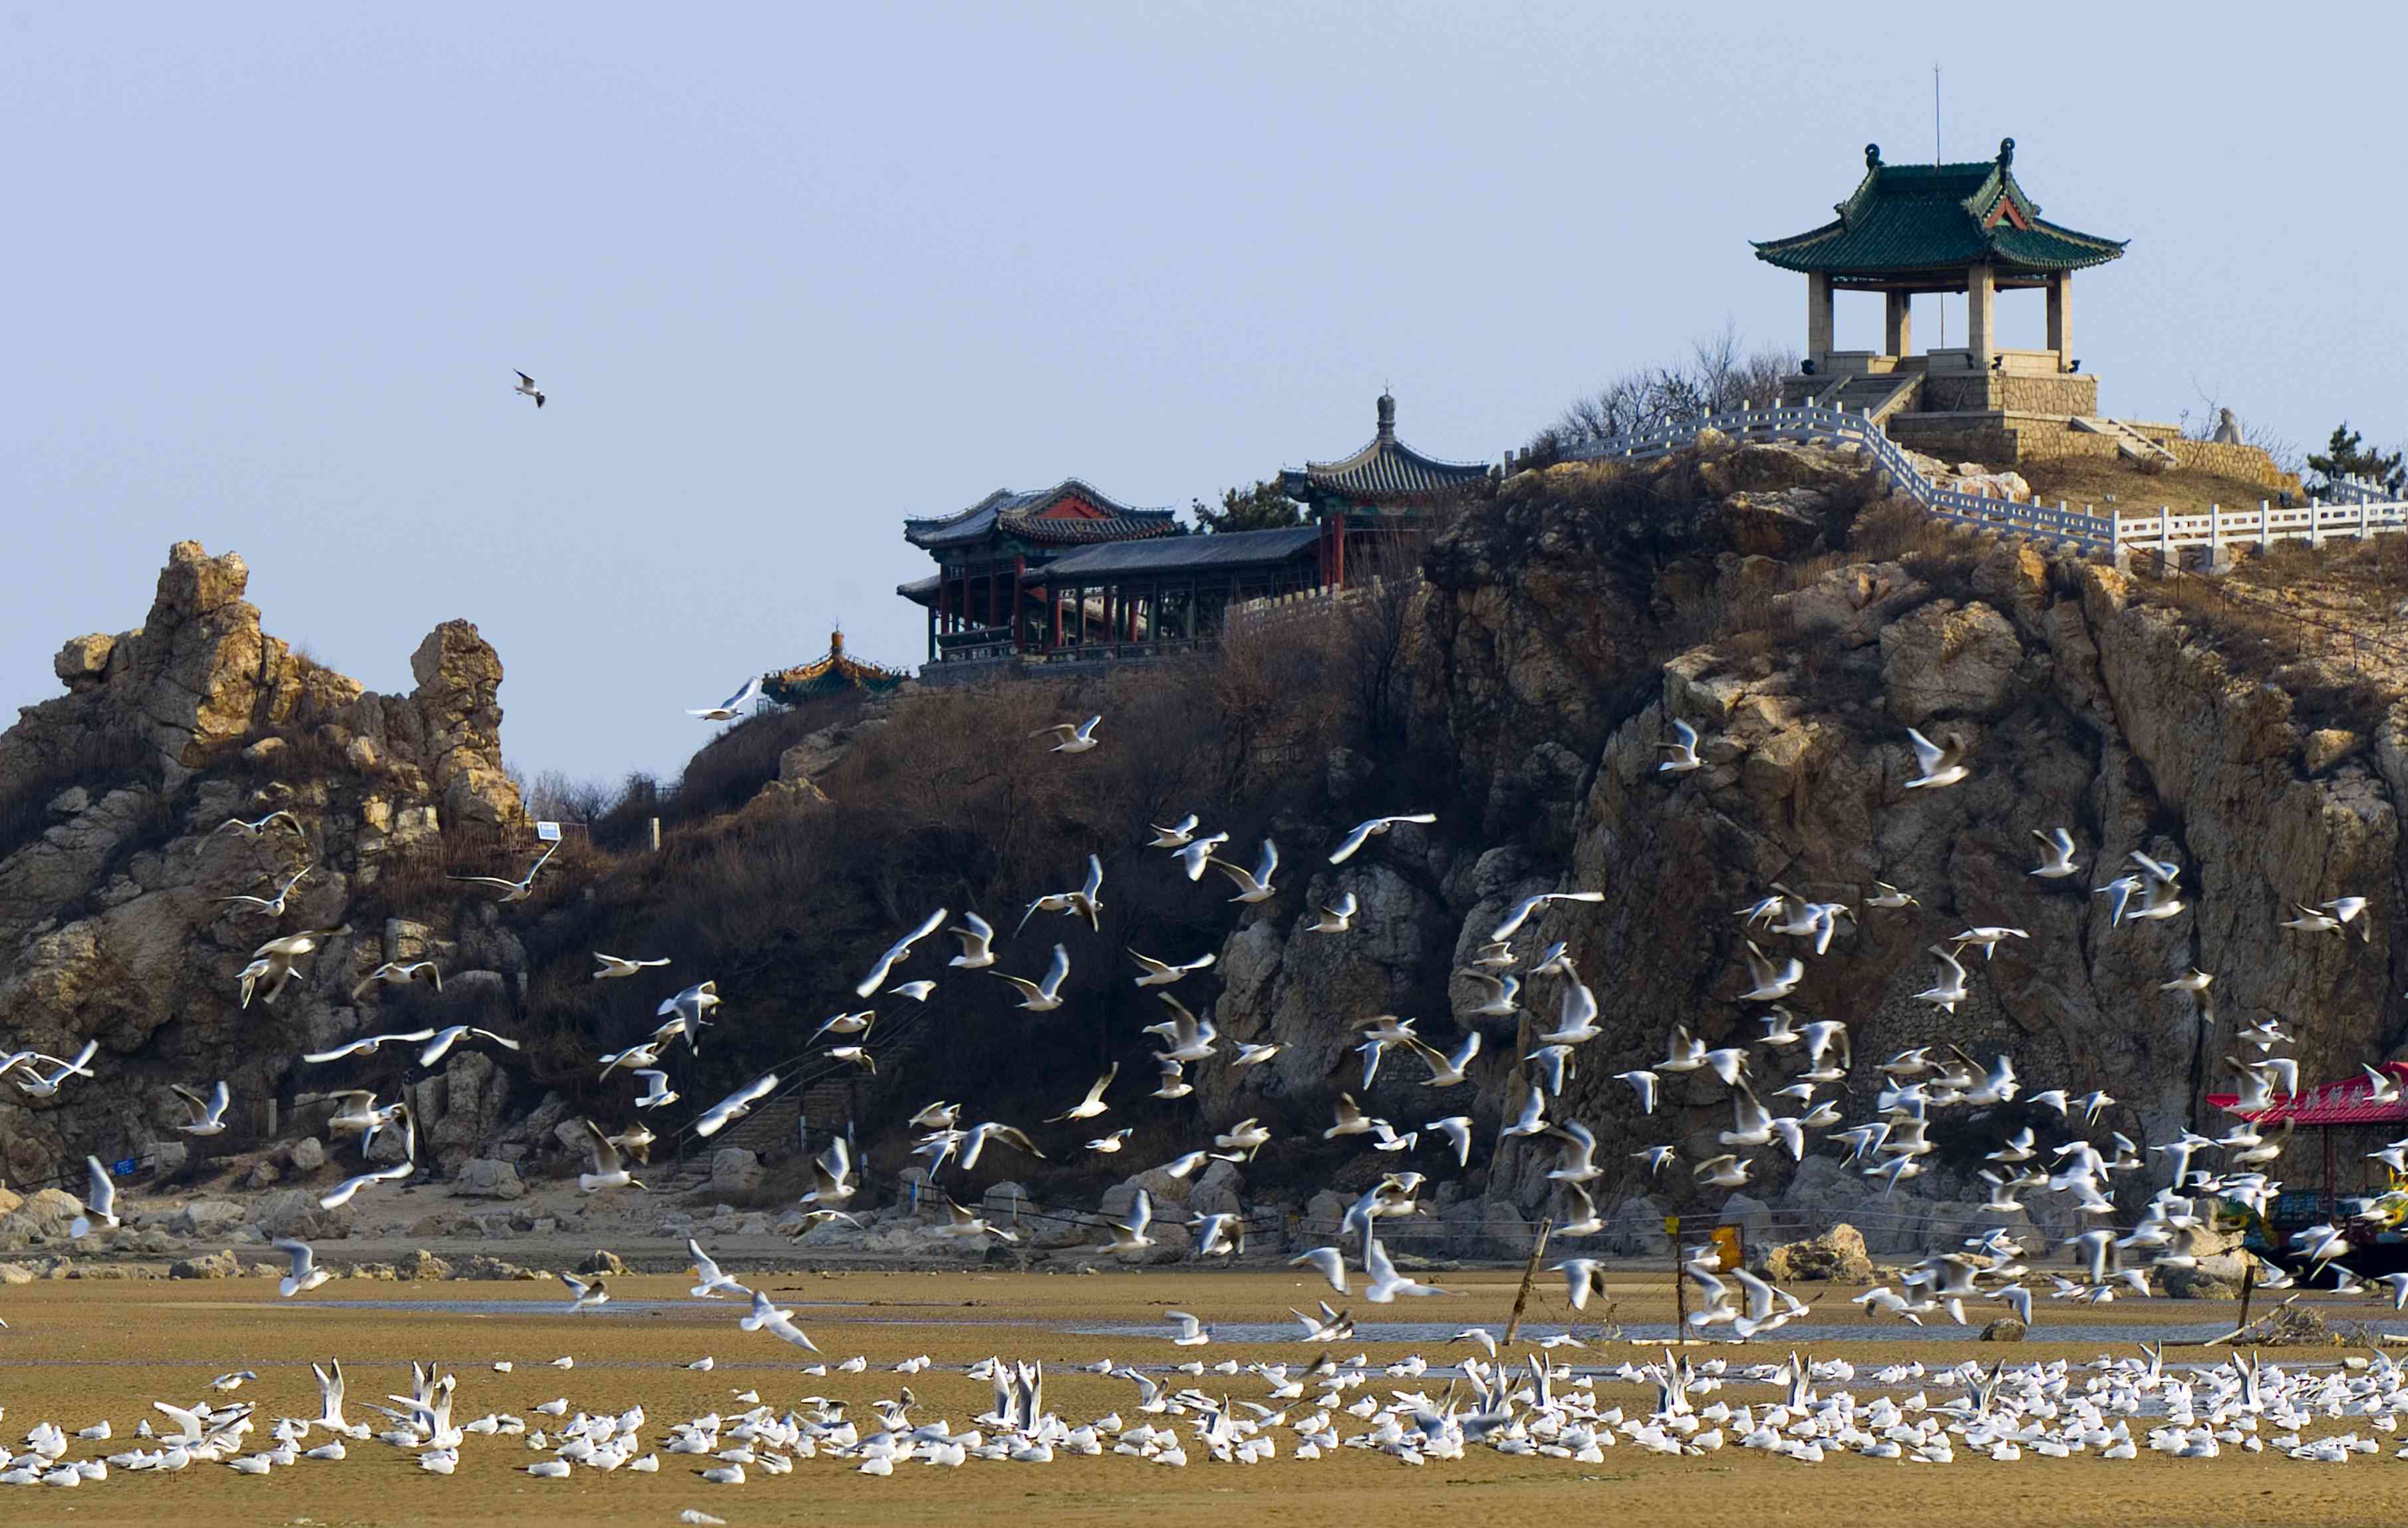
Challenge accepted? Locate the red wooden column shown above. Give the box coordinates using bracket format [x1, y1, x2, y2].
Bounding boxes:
[1011, 555, 1026, 649]
[1333, 512, 1348, 589]
[1050, 585, 1062, 651]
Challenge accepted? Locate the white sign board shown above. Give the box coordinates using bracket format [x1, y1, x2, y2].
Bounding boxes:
[535, 821, 562, 842]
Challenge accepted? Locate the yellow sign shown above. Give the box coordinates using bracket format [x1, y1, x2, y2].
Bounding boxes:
[1663, 1215, 1680, 1235]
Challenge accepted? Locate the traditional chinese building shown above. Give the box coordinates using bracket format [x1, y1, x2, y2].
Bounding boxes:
[762, 629, 911, 706]
[897, 480, 1180, 663]
[896, 395, 1492, 681]
[1755, 138, 2133, 462]
[1282, 392, 1495, 587]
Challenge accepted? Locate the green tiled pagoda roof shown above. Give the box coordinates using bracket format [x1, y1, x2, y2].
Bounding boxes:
[1754, 140, 2125, 279]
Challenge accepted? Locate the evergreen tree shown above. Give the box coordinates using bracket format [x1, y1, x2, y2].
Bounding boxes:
[1191, 480, 1304, 534]
[2307, 422, 2405, 497]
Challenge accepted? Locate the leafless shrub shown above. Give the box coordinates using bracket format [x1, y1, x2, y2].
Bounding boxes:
[1541, 321, 1799, 454]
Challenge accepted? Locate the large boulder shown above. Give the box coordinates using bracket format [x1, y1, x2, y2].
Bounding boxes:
[169, 1248, 241, 1280]
[452, 1159, 525, 1200]
[0, 1188, 88, 1251]
[1188, 1160, 1245, 1220]
[394, 1248, 453, 1281]
[408, 619, 523, 826]
[251, 1188, 351, 1241]
[430, 1050, 511, 1160]
[287, 1137, 327, 1173]
[708, 1148, 763, 1195]
[173, 1199, 249, 1238]
[1756, 1223, 1874, 1284]
[1879, 598, 2022, 724]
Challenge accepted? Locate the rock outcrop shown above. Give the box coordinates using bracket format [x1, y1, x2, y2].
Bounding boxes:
[0, 542, 528, 1187]
[1193, 439, 2408, 1248]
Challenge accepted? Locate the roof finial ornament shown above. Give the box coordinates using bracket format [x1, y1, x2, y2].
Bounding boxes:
[831, 627, 845, 654]
[1375, 388, 1396, 444]
[1997, 136, 2014, 169]
[1865, 142, 1881, 170]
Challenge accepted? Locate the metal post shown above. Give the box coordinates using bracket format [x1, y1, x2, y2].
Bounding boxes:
[1670, 1220, 1688, 1342]
[1503, 1217, 1555, 1348]
[2159, 505, 2173, 571]
[2234, 1253, 2257, 1336]
[647, 817, 661, 853]
[2260, 500, 2272, 552]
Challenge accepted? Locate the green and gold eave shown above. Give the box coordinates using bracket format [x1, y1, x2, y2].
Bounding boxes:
[1753, 139, 2125, 287]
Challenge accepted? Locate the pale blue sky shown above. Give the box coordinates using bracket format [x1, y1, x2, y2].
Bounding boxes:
[7, 3, 2401, 782]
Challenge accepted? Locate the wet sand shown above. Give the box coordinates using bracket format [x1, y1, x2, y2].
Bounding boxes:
[4, 1267, 2407, 1527]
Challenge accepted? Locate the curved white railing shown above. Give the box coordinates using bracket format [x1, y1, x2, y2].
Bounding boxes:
[1552, 403, 2408, 566]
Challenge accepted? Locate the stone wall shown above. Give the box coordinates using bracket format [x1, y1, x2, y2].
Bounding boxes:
[2167, 438, 2302, 494]
[1917, 373, 2099, 417]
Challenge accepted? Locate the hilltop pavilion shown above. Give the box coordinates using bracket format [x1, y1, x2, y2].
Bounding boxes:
[1755, 138, 2131, 460]
[762, 629, 910, 706]
[1282, 392, 1495, 587]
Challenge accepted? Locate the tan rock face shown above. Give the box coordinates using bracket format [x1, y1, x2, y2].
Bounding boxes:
[1229, 448, 2408, 1245]
[410, 620, 523, 826]
[0, 543, 528, 1189]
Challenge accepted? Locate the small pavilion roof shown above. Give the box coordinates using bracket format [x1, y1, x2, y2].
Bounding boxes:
[1753, 139, 2125, 283]
[1034, 526, 1320, 580]
[764, 630, 911, 701]
[1282, 394, 1493, 506]
[2207, 1063, 2408, 1128]
[904, 480, 1180, 552]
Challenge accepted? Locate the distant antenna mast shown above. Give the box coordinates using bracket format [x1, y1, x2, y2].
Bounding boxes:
[1933, 65, 1942, 164]
[1934, 64, 1946, 349]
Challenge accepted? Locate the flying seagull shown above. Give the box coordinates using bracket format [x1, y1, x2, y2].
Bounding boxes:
[349, 960, 441, 1002]
[576, 1120, 644, 1192]
[273, 1237, 333, 1297]
[446, 843, 555, 903]
[688, 675, 764, 721]
[214, 864, 311, 915]
[514, 370, 545, 408]
[997, 944, 1072, 1012]
[418, 1025, 521, 1067]
[305, 1030, 436, 1065]
[2030, 828, 2080, 879]
[1203, 838, 1280, 903]
[67, 1156, 118, 1238]
[694, 1073, 780, 1138]
[1147, 814, 1200, 847]
[213, 810, 306, 841]
[1032, 716, 1102, 754]
[855, 907, 949, 998]
[945, 911, 996, 969]
[592, 952, 671, 980]
[1488, 889, 1604, 943]
[1903, 728, 1968, 789]
[172, 1080, 232, 1136]
[1328, 813, 1437, 865]
[1658, 718, 1702, 773]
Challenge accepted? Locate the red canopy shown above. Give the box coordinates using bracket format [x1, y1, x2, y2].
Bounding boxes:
[2206, 1062, 2408, 1127]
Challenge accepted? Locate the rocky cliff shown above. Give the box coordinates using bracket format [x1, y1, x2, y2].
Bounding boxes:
[0, 541, 528, 1188]
[10, 456, 2407, 1263]
[1206, 440, 2408, 1255]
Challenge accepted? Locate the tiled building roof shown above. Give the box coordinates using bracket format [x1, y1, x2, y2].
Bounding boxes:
[1281, 394, 1493, 506]
[1753, 139, 2125, 280]
[903, 480, 1180, 551]
[1036, 526, 1321, 579]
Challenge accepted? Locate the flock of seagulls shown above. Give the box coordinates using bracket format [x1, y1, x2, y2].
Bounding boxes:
[10, 648, 2408, 1493]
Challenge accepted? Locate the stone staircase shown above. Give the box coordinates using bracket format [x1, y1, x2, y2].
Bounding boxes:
[1828, 373, 1922, 424]
[2071, 414, 2179, 469]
